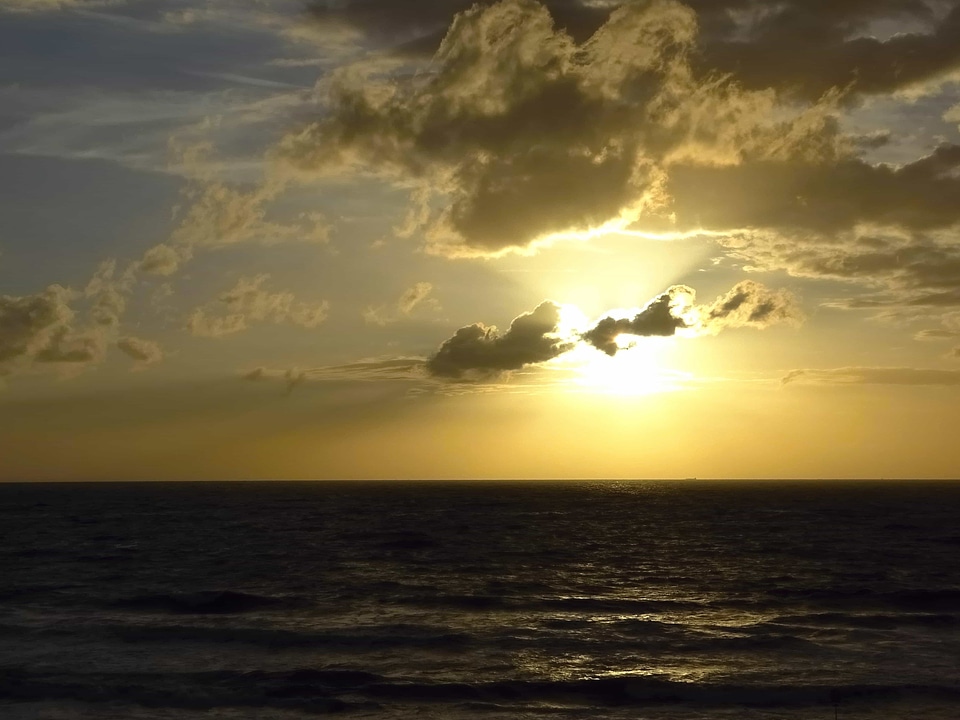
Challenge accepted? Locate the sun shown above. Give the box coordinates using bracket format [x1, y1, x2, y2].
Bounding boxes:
[552, 305, 689, 396]
[573, 339, 687, 396]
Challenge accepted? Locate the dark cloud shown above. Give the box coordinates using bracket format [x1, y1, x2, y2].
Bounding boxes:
[582, 281, 799, 355]
[302, 0, 960, 102]
[426, 300, 572, 378]
[638, 142, 960, 312]
[428, 280, 799, 377]
[700, 3, 960, 102]
[654, 144, 960, 238]
[582, 285, 694, 356]
[285, 0, 800, 256]
[304, 0, 610, 46]
[285, 0, 959, 260]
[782, 366, 960, 386]
[710, 226, 960, 312]
[278, 0, 960, 328]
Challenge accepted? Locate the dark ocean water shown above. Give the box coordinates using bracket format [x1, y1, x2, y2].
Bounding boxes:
[1, 481, 959, 720]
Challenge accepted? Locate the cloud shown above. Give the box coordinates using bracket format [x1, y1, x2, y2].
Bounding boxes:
[643, 144, 960, 312]
[284, 368, 307, 393]
[583, 281, 800, 355]
[782, 367, 960, 387]
[917, 329, 960, 340]
[276, 0, 960, 326]
[915, 314, 960, 341]
[582, 285, 695, 356]
[0, 285, 76, 370]
[244, 358, 424, 382]
[303, 0, 612, 48]
[0, 285, 111, 378]
[398, 281, 434, 314]
[137, 147, 329, 278]
[240, 359, 425, 393]
[301, 0, 957, 103]
[186, 274, 329, 338]
[364, 281, 437, 325]
[33, 332, 105, 364]
[426, 300, 573, 378]
[701, 280, 802, 332]
[84, 259, 134, 327]
[305, 357, 426, 382]
[653, 144, 960, 239]
[117, 336, 163, 367]
[138, 244, 192, 278]
[0, 0, 126, 11]
[240, 366, 307, 394]
[710, 225, 960, 312]
[282, 0, 842, 256]
[285, 0, 960, 261]
[241, 366, 268, 382]
[0, 279, 125, 379]
[428, 280, 800, 377]
[699, 3, 960, 102]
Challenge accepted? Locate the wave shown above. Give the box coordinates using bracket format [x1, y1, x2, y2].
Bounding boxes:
[766, 611, 960, 629]
[397, 594, 704, 613]
[764, 588, 960, 612]
[114, 591, 298, 615]
[16, 617, 822, 657]
[108, 622, 475, 650]
[364, 677, 960, 708]
[5, 667, 958, 712]
[0, 667, 368, 713]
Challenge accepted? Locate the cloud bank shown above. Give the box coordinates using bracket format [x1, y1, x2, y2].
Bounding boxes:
[279, 0, 960, 328]
[283, 0, 840, 257]
[427, 280, 800, 378]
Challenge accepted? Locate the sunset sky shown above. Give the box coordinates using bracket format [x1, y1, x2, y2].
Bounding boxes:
[2, 0, 960, 480]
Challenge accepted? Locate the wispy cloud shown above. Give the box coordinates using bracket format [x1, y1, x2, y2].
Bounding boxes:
[187, 274, 329, 338]
[782, 367, 960, 387]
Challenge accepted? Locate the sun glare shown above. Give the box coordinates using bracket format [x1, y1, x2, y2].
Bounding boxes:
[553, 305, 688, 396]
[572, 341, 686, 396]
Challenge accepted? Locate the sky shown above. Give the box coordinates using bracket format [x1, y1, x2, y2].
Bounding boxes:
[2, 0, 960, 480]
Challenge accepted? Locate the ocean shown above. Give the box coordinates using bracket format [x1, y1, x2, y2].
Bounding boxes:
[1, 480, 958, 719]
